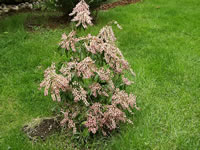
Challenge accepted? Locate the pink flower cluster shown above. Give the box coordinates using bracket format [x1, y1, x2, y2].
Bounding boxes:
[76, 57, 96, 79]
[60, 110, 77, 134]
[122, 75, 134, 85]
[98, 25, 116, 43]
[112, 88, 138, 113]
[39, 63, 71, 102]
[97, 67, 111, 81]
[59, 30, 77, 52]
[85, 102, 133, 135]
[89, 83, 101, 97]
[89, 83, 109, 97]
[59, 25, 134, 74]
[72, 81, 89, 106]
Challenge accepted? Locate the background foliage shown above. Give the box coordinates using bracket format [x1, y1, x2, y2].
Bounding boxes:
[45, 0, 107, 14]
[0, 0, 33, 4]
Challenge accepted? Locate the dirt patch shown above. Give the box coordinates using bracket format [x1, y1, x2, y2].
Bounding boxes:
[100, 0, 140, 10]
[22, 116, 62, 141]
[24, 12, 70, 31]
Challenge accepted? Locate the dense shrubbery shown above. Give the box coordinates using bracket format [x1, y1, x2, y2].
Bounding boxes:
[0, 0, 32, 4]
[45, 0, 107, 15]
[39, 0, 137, 139]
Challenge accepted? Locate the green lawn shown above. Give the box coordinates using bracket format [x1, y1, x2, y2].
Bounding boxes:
[0, 0, 200, 149]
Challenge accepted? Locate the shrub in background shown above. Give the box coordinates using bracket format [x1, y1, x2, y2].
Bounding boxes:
[45, 0, 107, 15]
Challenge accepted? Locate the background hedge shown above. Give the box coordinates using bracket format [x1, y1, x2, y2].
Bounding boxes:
[46, 0, 107, 15]
[0, 0, 33, 4]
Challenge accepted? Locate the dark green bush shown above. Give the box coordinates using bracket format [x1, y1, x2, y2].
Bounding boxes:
[46, 0, 107, 15]
[0, 0, 32, 4]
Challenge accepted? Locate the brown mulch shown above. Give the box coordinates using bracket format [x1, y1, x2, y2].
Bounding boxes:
[22, 117, 62, 141]
[100, 0, 140, 10]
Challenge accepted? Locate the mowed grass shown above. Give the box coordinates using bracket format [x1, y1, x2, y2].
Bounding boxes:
[0, 0, 200, 149]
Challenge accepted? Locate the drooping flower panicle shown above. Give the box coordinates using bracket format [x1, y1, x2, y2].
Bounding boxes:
[59, 30, 78, 52]
[39, 63, 71, 102]
[69, 0, 93, 28]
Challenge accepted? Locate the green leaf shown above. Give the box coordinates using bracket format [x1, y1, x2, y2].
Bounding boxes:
[82, 128, 89, 137]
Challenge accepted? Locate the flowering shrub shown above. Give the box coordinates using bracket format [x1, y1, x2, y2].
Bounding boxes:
[39, 23, 138, 136]
[39, 0, 138, 137]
